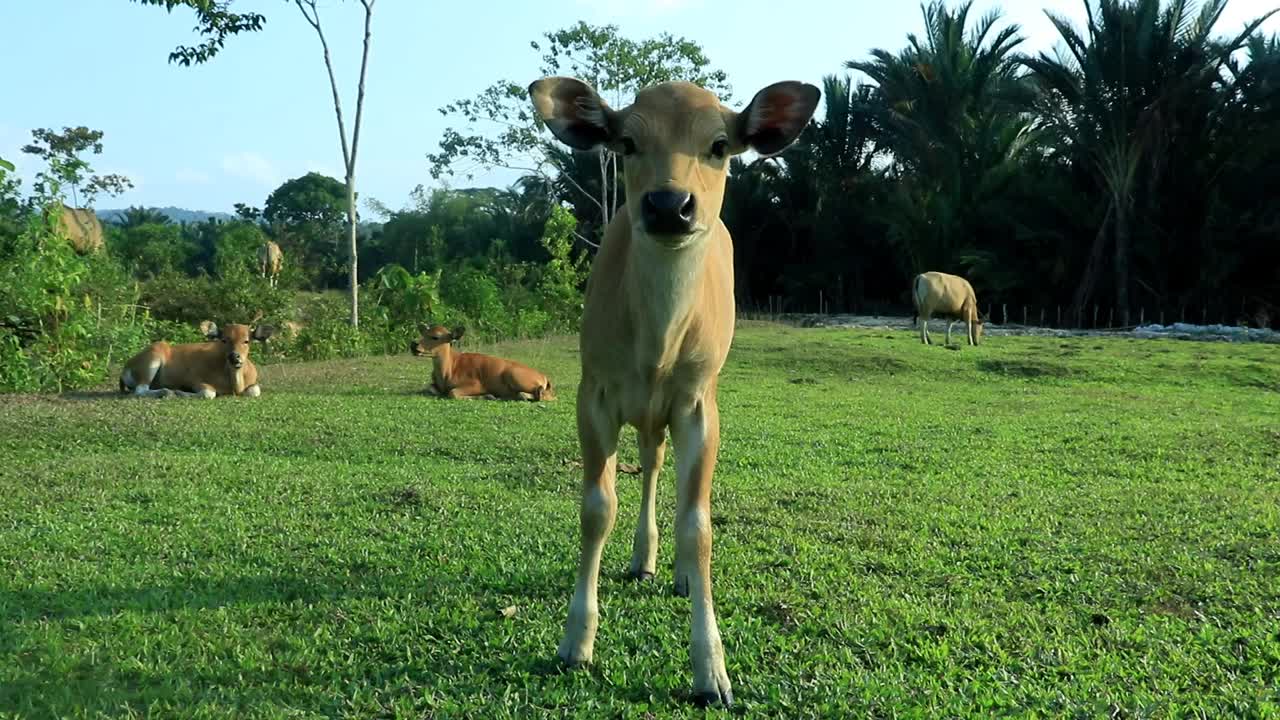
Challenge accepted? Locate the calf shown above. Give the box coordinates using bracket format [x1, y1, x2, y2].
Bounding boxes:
[912, 270, 984, 345]
[409, 324, 554, 401]
[530, 75, 819, 706]
[119, 322, 274, 399]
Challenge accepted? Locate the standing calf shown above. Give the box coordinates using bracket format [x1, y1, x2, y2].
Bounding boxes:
[912, 271, 984, 346]
[119, 322, 274, 398]
[530, 74, 819, 706]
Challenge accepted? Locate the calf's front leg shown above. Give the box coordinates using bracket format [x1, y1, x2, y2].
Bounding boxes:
[557, 384, 621, 667]
[671, 393, 732, 707]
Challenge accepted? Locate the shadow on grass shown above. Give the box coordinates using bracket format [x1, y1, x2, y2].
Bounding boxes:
[977, 359, 1079, 379]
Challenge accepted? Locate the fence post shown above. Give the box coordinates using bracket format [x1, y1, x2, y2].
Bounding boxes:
[1057, 305, 1062, 327]
[1002, 304, 1008, 325]
[1040, 308, 1045, 327]
[1108, 308, 1113, 328]
[1093, 305, 1099, 328]
[1023, 306, 1028, 326]
[1139, 307, 1144, 326]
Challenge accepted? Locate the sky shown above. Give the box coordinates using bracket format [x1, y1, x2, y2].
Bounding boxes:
[2, 0, 1277, 214]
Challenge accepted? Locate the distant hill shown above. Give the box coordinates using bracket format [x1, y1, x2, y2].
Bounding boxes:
[96, 206, 236, 225]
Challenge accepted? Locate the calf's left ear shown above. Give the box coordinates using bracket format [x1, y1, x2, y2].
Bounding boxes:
[451, 325, 466, 342]
[200, 321, 220, 340]
[733, 81, 821, 157]
[252, 325, 275, 341]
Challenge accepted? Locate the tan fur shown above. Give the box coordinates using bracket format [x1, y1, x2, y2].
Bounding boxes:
[48, 203, 104, 254]
[530, 75, 819, 707]
[410, 324, 554, 401]
[258, 240, 283, 287]
[119, 322, 274, 399]
[912, 271, 984, 346]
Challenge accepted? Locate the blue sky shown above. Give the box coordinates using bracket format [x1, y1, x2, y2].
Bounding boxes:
[3, 0, 1276, 213]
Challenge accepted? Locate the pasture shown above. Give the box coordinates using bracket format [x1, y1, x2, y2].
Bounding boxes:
[1, 323, 1277, 718]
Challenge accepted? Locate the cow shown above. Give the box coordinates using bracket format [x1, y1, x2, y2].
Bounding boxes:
[912, 271, 984, 346]
[47, 202, 105, 254]
[409, 324, 554, 401]
[530, 75, 820, 706]
[258, 240, 283, 288]
[118, 322, 274, 399]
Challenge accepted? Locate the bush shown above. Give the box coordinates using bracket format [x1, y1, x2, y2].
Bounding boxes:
[0, 208, 153, 392]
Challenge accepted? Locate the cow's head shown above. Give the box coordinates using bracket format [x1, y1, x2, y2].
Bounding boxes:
[410, 324, 465, 357]
[529, 77, 819, 249]
[204, 322, 274, 369]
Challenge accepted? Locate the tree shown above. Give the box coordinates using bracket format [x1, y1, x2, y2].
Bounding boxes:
[20, 127, 133, 207]
[112, 206, 172, 229]
[130, 0, 265, 65]
[138, 0, 377, 328]
[293, 0, 376, 327]
[1022, 0, 1277, 325]
[849, 2, 1034, 282]
[429, 22, 731, 246]
[264, 172, 349, 285]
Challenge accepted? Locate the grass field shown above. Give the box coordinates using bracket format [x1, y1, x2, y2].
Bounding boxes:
[2, 323, 1278, 718]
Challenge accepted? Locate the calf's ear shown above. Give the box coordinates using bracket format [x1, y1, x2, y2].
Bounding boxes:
[451, 325, 466, 342]
[252, 325, 275, 342]
[200, 321, 220, 340]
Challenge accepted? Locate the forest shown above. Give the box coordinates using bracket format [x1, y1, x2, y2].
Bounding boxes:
[2, 0, 1277, 392]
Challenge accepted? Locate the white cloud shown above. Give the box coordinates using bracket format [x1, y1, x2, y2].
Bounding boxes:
[175, 167, 211, 185]
[221, 151, 278, 187]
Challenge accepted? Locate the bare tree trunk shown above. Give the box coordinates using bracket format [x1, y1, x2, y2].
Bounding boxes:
[598, 151, 610, 229]
[297, 0, 375, 328]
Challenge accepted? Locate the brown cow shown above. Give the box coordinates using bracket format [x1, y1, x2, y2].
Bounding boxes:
[119, 322, 274, 399]
[530, 75, 819, 706]
[409, 324, 554, 401]
[258, 240, 283, 288]
[47, 202, 104, 254]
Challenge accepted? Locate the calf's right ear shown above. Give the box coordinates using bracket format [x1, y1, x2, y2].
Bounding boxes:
[200, 321, 220, 339]
[252, 325, 275, 342]
[451, 325, 466, 342]
[529, 76, 616, 151]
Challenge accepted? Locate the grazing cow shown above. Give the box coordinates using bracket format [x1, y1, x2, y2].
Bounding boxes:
[530, 75, 819, 706]
[912, 270, 984, 346]
[47, 202, 104, 254]
[409, 324, 554, 401]
[119, 322, 275, 399]
[258, 240, 283, 287]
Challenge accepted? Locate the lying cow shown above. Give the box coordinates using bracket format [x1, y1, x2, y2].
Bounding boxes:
[409, 324, 554, 401]
[119, 321, 274, 399]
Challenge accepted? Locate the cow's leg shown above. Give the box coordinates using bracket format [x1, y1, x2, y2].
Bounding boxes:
[628, 426, 666, 581]
[243, 384, 262, 398]
[946, 320, 955, 346]
[920, 313, 931, 344]
[130, 358, 164, 396]
[671, 390, 731, 707]
[558, 382, 621, 667]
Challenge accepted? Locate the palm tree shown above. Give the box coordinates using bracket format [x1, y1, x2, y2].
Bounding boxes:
[1022, 0, 1277, 325]
[847, 1, 1035, 279]
[113, 205, 171, 229]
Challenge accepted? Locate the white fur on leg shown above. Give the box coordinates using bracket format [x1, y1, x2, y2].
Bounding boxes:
[243, 384, 261, 398]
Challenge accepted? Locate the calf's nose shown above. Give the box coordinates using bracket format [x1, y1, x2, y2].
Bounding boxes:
[641, 190, 697, 236]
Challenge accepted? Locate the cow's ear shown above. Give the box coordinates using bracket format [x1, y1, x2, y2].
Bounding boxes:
[252, 325, 275, 342]
[200, 321, 220, 340]
[452, 325, 466, 342]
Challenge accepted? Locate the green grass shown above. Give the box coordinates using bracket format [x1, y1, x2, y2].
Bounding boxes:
[2, 323, 1278, 718]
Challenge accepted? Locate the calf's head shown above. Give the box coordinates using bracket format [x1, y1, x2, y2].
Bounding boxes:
[529, 77, 820, 249]
[204, 322, 274, 369]
[410, 324, 465, 357]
